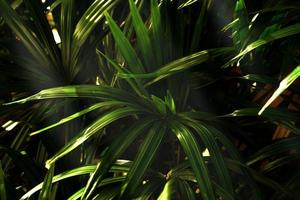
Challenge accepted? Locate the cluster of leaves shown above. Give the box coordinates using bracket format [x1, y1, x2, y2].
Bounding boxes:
[0, 0, 300, 199]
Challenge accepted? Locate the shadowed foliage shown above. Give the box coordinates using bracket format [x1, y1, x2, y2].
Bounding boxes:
[0, 0, 300, 199]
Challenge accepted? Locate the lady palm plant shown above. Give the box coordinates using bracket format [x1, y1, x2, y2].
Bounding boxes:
[0, 0, 300, 199]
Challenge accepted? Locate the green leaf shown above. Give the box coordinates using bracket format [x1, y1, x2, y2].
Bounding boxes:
[72, 0, 119, 67]
[5, 85, 149, 110]
[120, 123, 166, 198]
[45, 107, 140, 168]
[183, 120, 234, 199]
[0, 0, 52, 68]
[21, 162, 130, 199]
[150, 0, 163, 66]
[247, 136, 300, 165]
[258, 65, 300, 115]
[68, 188, 85, 200]
[129, 0, 155, 71]
[92, 186, 119, 200]
[157, 179, 177, 200]
[81, 119, 154, 199]
[165, 91, 176, 114]
[39, 164, 55, 200]
[178, 0, 199, 9]
[224, 23, 300, 68]
[61, 0, 74, 76]
[170, 121, 215, 200]
[178, 180, 196, 200]
[151, 95, 167, 114]
[191, 0, 208, 51]
[0, 161, 6, 200]
[96, 50, 147, 97]
[104, 12, 145, 74]
[118, 47, 233, 86]
[134, 180, 162, 200]
[30, 101, 125, 136]
[223, 107, 300, 122]
[232, 0, 249, 50]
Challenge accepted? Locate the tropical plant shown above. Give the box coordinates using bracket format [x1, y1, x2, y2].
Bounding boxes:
[0, 0, 300, 199]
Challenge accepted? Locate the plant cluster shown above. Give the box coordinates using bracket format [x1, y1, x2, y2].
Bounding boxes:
[0, 0, 300, 199]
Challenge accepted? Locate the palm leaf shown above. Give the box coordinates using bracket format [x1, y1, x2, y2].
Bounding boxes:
[38, 164, 55, 200]
[0, 0, 52, 69]
[21, 162, 131, 199]
[45, 107, 140, 168]
[104, 12, 145, 74]
[170, 121, 215, 200]
[81, 118, 154, 199]
[183, 120, 234, 199]
[157, 179, 177, 200]
[224, 23, 300, 68]
[129, 0, 155, 71]
[120, 123, 166, 198]
[258, 65, 300, 115]
[30, 101, 126, 136]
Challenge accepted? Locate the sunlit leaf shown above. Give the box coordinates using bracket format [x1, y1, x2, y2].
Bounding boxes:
[258, 65, 300, 115]
[38, 164, 55, 200]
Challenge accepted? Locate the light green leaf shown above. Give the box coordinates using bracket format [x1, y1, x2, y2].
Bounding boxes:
[30, 101, 125, 136]
[21, 162, 130, 199]
[118, 47, 233, 86]
[224, 23, 300, 68]
[258, 65, 300, 115]
[157, 179, 177, 200]
[129, 0, 155, 71]
[104, 12, 145, 74]
[39, 164, 55, 200]
[45, 107, 140, 168]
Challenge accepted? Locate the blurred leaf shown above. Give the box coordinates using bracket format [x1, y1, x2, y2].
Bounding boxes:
[134, 181, 162, 200]
[247, 136, 300, 165]
[60, 0, 74, 76]
[150, 0, 163, 66]
[223, 107, 300, 122]
[191, 0, 208, 51]
[178, 180, 196, 200]
[157, 179, 177, 200]
[0, 161, 6, 200]
[178, 0, 199, 9]
[232, 0, 249, 50]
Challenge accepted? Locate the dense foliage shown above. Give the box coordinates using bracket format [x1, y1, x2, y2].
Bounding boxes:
[0, 0, 300, 199]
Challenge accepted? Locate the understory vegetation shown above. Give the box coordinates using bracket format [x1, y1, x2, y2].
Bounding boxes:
[0, 0, 300, 199]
